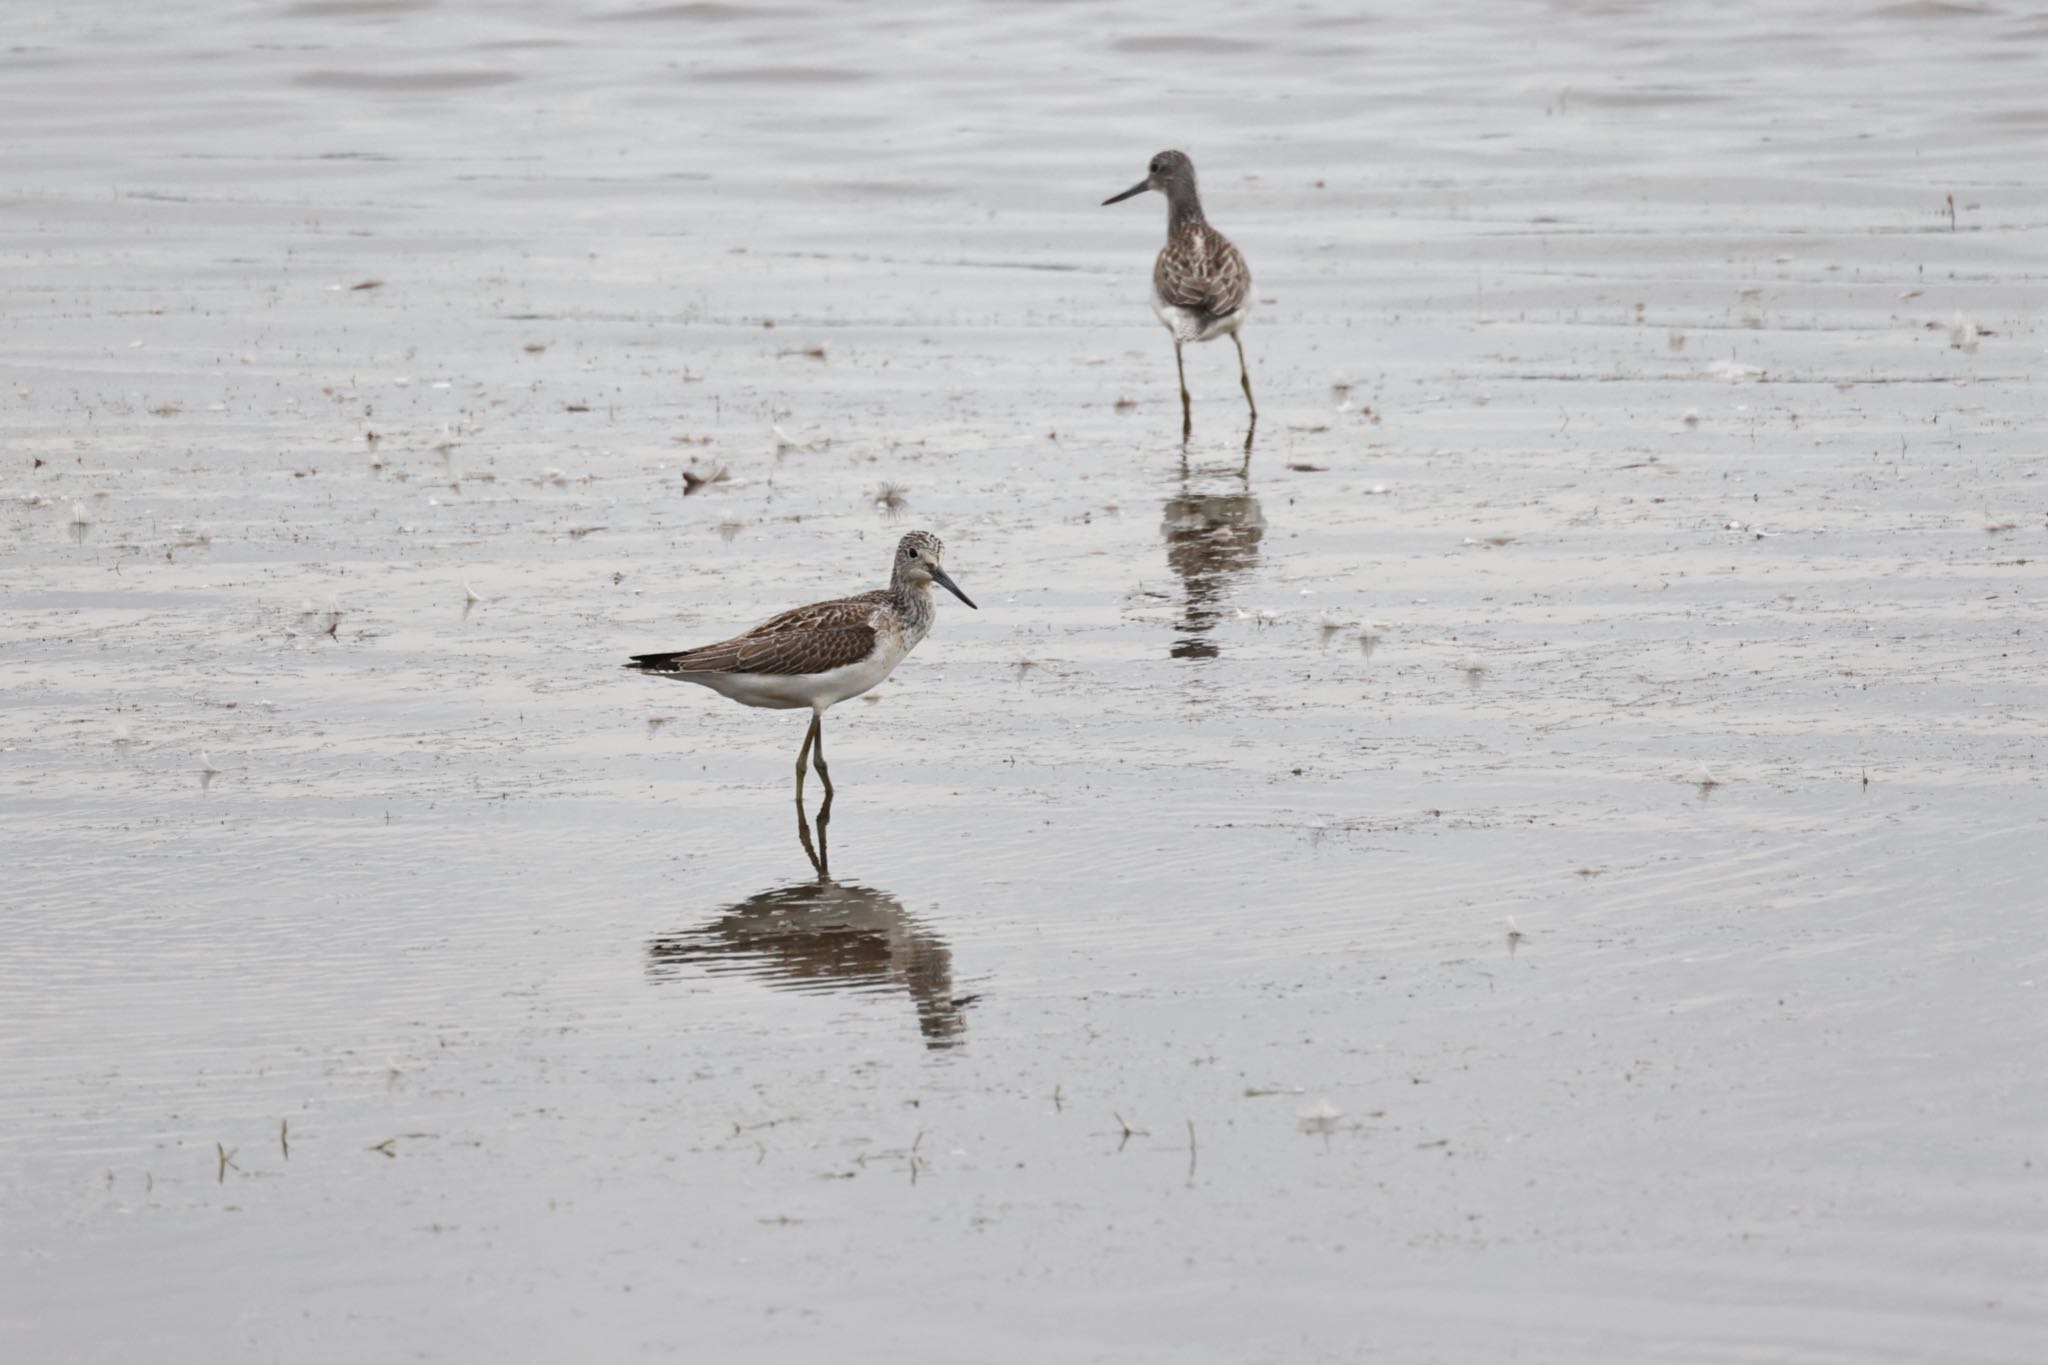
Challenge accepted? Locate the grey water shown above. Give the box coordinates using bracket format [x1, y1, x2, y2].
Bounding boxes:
[2, 1, 2044, 1360]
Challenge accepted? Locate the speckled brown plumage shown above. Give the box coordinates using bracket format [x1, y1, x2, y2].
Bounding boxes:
[628, 593, 887, 677]
[624, 532, 973, 805]
[1103, 149, 1258, 447]
[1154, 221, 1251, 326]
[625, 530, 971, 694]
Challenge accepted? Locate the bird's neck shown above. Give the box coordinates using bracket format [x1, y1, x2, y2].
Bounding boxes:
[890, 579, 936, 637]
[1165, 184, 1206, 232]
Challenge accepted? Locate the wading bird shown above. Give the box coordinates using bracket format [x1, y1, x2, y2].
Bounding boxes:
[625, 531, 975, 799]
[1103, 149, 1256, 447]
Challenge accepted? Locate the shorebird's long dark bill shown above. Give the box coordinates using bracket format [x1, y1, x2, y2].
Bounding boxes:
[930, 565, 977, 609]
[1102, 180, 1150, 206]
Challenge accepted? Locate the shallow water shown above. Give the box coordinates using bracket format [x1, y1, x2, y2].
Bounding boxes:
[3, 0, 2045, 1360]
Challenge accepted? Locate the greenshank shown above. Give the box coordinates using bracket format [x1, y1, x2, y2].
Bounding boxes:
[625, 531, 975, 798]
[1103, 149, 1256, 444]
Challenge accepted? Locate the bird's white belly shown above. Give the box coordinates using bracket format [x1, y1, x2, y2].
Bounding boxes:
[684, 639, 907, 712]
[1153, 293, 1248, 344]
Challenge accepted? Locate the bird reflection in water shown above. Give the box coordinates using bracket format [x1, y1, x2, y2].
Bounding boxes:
[1161, 481, 1265, 660]
[645, 800, 973, 1050]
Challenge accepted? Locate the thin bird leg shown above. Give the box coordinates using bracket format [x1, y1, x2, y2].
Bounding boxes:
[1174, 340, 1192, 442]
[795, 790, 825, 878]
[794, 714, 818, 802]
[793, 715, 832, 880]
[811, 712, 834, 799]
[813, 785, 832, 878]
[1232, 333, 1257, 465]
[1232, 332, 1256, 421]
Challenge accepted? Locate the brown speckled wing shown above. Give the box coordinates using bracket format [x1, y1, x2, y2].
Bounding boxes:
[1154, 225, 1251, 320]
[628, 593, 881, 677]
[741, 590, 891, 639]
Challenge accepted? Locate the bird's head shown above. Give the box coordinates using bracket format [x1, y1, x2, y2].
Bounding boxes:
[1103, 149, 1197, 206]
[894, 531, 976, 608]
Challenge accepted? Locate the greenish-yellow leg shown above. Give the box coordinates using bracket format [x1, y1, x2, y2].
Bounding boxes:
[1233, 332, 1256, 421]
[812, 714, 834, 798]
[1175, 342, 1192, 441]
[795, 714, 818, 802]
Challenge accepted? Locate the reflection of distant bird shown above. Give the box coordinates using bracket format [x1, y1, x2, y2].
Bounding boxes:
[646, 881, 971, 1050]
[1161, 487, 1265, 660]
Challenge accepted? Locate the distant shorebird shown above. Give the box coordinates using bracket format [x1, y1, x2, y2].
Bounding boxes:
[625, 531, 975, 798]
[1103, 149, 1256, 445]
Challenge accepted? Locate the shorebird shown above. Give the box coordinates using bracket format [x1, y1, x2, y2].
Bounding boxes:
[1103, 149, 1256, 444]
[624, 531, 975, 798]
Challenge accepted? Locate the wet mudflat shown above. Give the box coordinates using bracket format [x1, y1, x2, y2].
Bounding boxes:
[2, 1, 2045, 1361]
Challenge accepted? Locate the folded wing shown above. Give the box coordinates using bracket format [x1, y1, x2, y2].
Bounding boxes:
[1155, 230, 1251, 320]
[627, 594, 883, 676]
